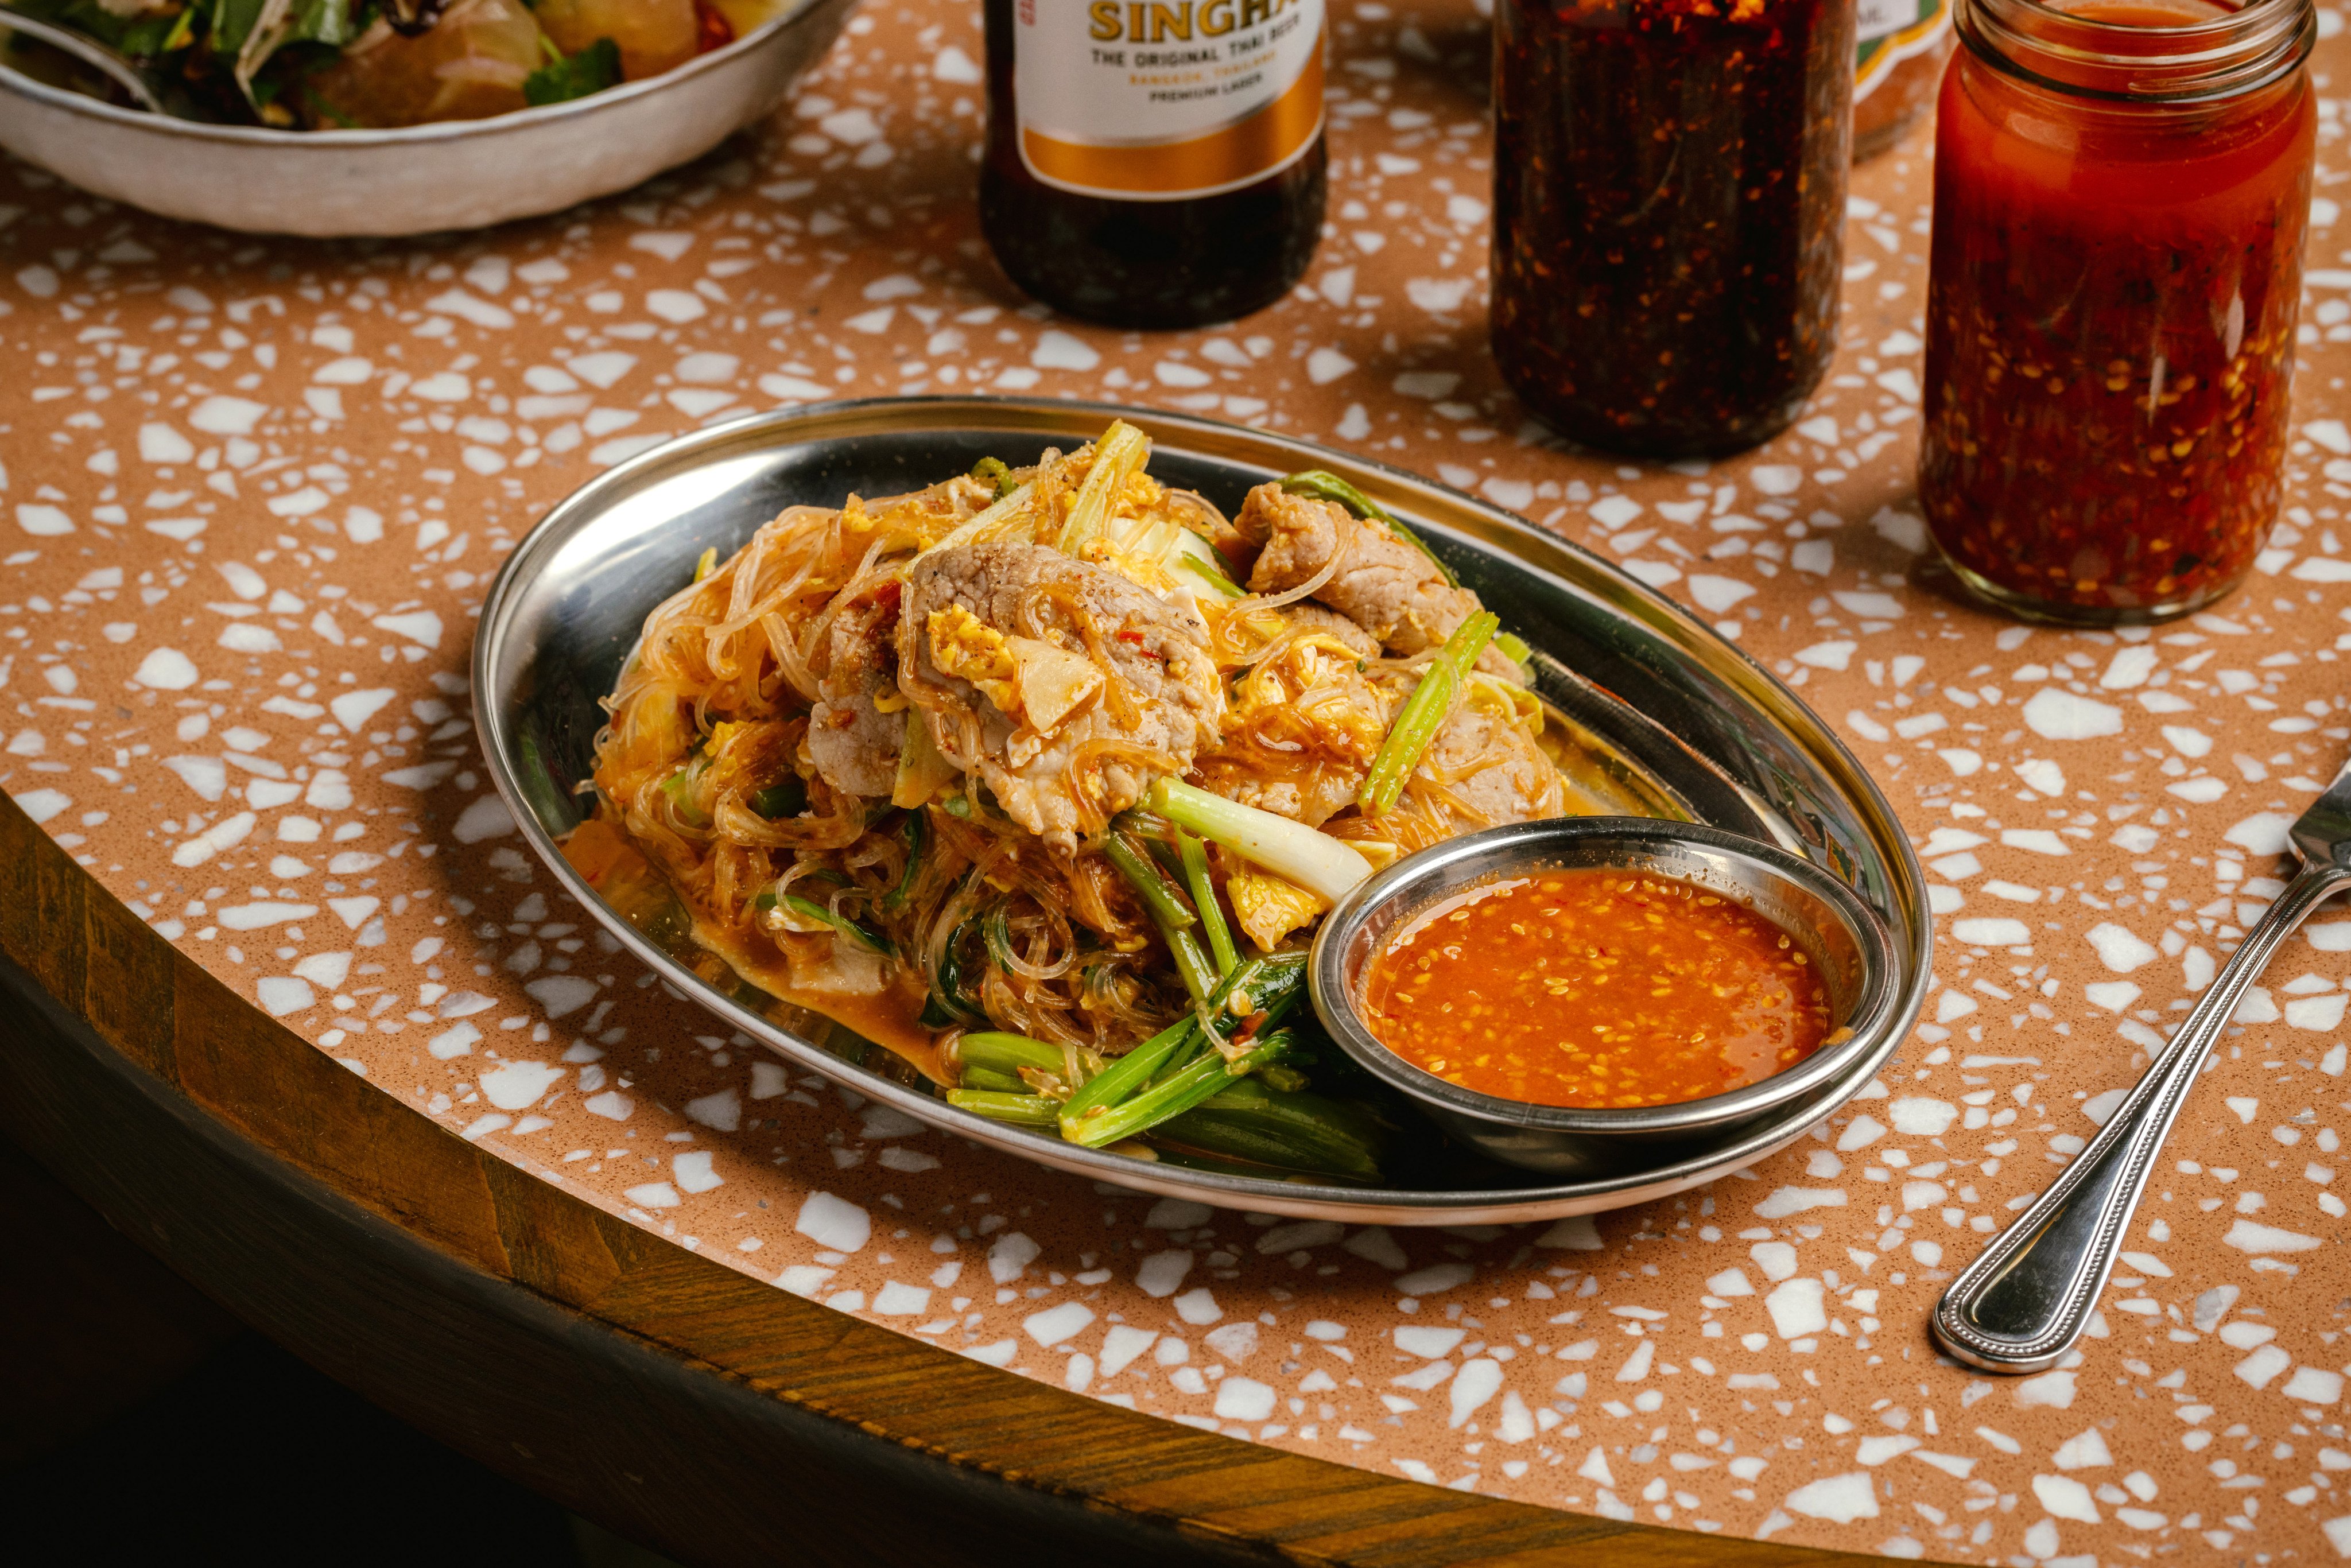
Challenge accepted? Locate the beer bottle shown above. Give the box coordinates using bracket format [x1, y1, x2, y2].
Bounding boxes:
[980, 0, 1328, 330]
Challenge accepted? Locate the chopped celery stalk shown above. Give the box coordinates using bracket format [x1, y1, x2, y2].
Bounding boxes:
[915, 479, 1037, 565]
[780, 892, 893, 956]
[1177, 829, 1239, 976]
[962, 1066, 1030, 1095]
[1359, 611, 1499, 817]
[1494, 630, 1534, 670]
[692, 545, 718, 582]
[1149, 777, 1372, 906]
[947, 1089, 1060, 1126]
[1057, 421, 1151, 558]
[1277, 469, 1460, 587]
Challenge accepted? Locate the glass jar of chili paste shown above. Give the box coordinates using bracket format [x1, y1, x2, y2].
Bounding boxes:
[1918, 0, 2316, 623]
[1491, 0, 1858, 458]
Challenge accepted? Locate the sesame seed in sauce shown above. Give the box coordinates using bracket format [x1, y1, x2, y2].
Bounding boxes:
[1361, 870, 1834, 1110]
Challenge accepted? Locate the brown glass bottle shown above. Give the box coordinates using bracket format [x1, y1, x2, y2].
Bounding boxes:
[980, 0, 1328, 330]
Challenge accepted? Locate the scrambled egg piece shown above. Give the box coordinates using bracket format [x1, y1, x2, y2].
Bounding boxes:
[927, 604, 1105, 735]
[1228, 869, 1329, 953]
[929, 604, 1019, 712]
[1230, 634, 1390, 760]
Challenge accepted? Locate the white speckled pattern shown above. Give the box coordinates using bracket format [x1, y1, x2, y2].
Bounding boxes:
[6, 1, 2351, 1559]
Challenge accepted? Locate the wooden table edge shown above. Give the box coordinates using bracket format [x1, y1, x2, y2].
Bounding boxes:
[0, 790, 1901, 1567]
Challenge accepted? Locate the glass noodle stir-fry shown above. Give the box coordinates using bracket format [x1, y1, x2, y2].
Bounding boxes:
[577, 425, 1580, 1183]
[3, 0, 790, 128]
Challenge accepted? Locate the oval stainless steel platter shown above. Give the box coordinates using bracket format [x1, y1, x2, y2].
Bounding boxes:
[474, 396, 1930, 1225]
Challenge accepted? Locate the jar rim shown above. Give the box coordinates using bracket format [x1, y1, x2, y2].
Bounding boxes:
[1957, 0, 2315, 103]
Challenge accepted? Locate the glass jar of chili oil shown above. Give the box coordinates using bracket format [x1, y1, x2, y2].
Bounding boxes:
[1919, 0, 2316, 623]
[1490, 0, 1859, 459]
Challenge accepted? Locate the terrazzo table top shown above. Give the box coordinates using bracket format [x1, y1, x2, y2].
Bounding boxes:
[6, 1, 2351, 1561]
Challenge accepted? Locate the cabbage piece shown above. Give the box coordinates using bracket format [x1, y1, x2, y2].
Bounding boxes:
[1226, 870, 1328, 953]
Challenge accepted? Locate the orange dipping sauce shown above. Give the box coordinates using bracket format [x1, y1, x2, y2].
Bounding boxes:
[1361, 870, 1835, 1109]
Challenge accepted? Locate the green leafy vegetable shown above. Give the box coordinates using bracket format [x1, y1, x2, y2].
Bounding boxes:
[750, 774, 806, 820]
[523, 35, 621, 107]
[882, 810, 926, 911]
[1159, 1079, 1387, 1182]
[1103, 831, 1218, 1003]
[1058, 953, 1311, 1147]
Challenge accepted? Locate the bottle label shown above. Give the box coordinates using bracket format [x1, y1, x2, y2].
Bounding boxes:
[1856, 0, 1951, 100]
[1011, 0, 1325, 201]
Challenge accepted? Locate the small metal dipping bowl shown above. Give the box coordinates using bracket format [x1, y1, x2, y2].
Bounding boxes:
[1310, 818, 1901, 1177]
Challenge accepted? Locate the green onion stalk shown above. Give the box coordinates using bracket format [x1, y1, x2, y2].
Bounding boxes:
[1357, 610, 1499, 817]
[1150, 777, 1371, 906]
[1175, 829, 1239, 976]
[1060, 952, 1310, 1147]
[1066, 1026, 1302, 1150]
[1101, 830, 1217, 1003]
[1159, 1078, 1386, 1182]
[945, 1090, 1060, 1126]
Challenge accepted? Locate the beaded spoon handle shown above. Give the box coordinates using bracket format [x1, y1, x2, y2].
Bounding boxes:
[1933, 757, 2351, 1373]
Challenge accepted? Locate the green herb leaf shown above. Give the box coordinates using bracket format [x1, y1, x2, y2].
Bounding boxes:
[523, 35, 621, 107]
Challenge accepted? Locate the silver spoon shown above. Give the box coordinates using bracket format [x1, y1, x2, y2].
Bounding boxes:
[0, 10, 169, 114]
[1934, 757, 2351, 1373]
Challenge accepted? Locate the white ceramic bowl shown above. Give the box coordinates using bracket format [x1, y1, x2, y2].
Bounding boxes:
[0, 0, 856, 236]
